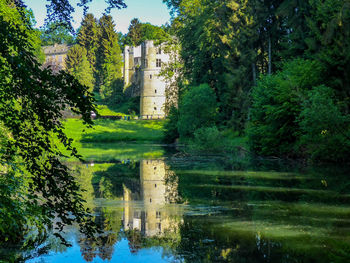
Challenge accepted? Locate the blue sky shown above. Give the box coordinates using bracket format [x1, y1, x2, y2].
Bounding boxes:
[24, 0, 171, 34]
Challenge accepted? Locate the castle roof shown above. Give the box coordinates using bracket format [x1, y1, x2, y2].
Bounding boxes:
[42, 43, 71, 55]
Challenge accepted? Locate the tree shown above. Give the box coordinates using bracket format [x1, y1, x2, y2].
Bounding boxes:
[96, 15, 123, 100]
[77, 13, 99, 72]
[306, 0, 350, 104]
[66, 45, 94, 91]
[177, 84, 217, 138]
[125, 19, 170, 46]
[0, 0, 126, 248]
[40, 21, 75, 45]
[125, 18, 142, 46]
[299, 85, 350, 162]
[248, 59, 324, 157]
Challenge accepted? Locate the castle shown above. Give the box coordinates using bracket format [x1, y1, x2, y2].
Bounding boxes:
[123, 159, 182, 237]
[43, 40, 172, 119]
[124, 40, 170, 119]
[42, 43, 71, 72]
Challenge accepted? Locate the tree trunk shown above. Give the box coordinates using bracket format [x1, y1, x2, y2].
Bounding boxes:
[268, 36, 272, 75]
[252, 63, 257, 86]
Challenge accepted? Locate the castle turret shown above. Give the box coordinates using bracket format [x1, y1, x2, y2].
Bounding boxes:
[123, 45, 130, 86]
[140, 40, 168, 119]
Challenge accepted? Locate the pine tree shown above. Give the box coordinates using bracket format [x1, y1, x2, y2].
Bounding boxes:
[306, 0, 350, 103]
[66, 45, 94, 91]
[125, 18, 142, 46]
[96, 15, 123, 100]
[77, 14, 99, 72]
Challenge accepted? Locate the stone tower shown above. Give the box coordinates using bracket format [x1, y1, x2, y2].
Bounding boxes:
[123, 40, 170, 119]
[123, 159, 182, 237]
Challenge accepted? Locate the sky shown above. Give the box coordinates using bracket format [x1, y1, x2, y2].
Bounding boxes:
[24, 0, 171, 34]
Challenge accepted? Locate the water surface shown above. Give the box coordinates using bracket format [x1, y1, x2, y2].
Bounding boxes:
[4, 148, 350, 262]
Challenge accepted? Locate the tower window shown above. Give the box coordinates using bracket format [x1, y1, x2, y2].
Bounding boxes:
[150, 74, 152, 79]
[154, 107, 157, 110]
[155, 89, 157, 93]
[156, 59, 162, 68]
[157, 47, 162, 54]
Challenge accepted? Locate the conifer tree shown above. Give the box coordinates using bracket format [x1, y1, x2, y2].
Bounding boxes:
[96, 15, 123, 100]
[66, 45, 94, 91]
[125, 18, 142, 46]
[77, 14, 99, 72]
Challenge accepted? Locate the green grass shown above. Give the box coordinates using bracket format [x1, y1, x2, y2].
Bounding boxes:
[96, 105, 126, 116]
[64, 118, 165, 143]
[71, 143, 165, 161]
[57, 118, 166, 161]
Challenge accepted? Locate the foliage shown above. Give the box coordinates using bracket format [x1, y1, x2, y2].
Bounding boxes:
[125, 19, 170, 46]
[40, 21, 75, 45]
[0, 0, 100, 246]
[190, 126, 223, 152]
[44, 0, 126, 32]
[178, 84, 217, 138]
[65, 44, 94, 91]
[248, 59, 324, 157]
[77, 13, 99, 72]
[163, 106, 179, 143]
[299, 85, 350, 162]
[158, 36, 183, 114]
[306, 0, 350, 100]
[96, 15, 123, 100]
[164, 0, 350, 161]
[125, 18, 142, 46]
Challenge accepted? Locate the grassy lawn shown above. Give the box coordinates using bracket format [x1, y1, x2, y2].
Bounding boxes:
[57, 118, 166, 161]
[64, 118, 165, 143]
[95, 105, 126, 116]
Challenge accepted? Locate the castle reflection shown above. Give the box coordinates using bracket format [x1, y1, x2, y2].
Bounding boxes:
[123, 159, 183, 238]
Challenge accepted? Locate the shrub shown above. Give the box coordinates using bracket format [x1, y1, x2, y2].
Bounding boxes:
[177, 83, 217, 138]
[248, 59, 324, 157]
[191, 126, 223, 152]
[299, 85, 350, 161]
[163, 106, 179, 143]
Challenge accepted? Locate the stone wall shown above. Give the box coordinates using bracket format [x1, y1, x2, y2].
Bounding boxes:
[124, 40, 170, 119]
[42, 43, 71, 72]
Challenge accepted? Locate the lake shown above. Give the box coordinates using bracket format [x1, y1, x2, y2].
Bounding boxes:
[4, 145, 350, 262]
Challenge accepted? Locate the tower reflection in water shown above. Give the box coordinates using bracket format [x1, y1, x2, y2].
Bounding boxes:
[123, 159, 183, 238]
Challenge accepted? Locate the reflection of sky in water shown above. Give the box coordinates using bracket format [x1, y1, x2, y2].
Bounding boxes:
[28, 239, 178, 263]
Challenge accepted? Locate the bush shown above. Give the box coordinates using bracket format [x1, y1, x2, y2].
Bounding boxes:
[178, 83, 217, 138]
[99, 78, 124, 105]
[248, 59, 324, 157]
[190, 126, 223, 152]
[299, 85, 350, 161]
[163, 106, 179, 144]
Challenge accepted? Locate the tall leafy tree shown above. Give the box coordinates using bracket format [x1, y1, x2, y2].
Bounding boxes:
[40, 21, 75, 45]
[0, 0, 126, 248]
[125, 19, 169, 46]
